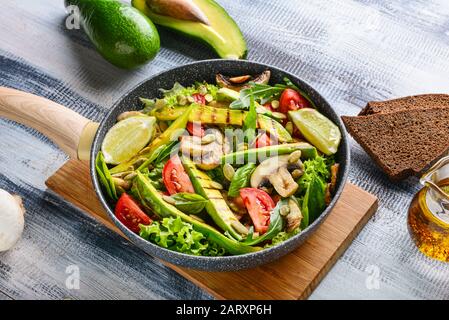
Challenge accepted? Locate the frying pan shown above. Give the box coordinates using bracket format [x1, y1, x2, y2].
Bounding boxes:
[0, 60, 349, 271]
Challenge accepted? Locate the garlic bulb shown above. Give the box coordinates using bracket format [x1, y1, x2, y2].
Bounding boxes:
[0, 189, 25, 252]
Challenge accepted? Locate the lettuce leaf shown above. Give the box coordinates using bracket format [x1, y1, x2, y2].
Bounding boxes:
[264, 228, 301, 248]
[296, 155, 331, 225]
[139, 216, 226, 256]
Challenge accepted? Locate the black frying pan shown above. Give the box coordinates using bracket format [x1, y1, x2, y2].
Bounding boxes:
[0, 60, 349, 271]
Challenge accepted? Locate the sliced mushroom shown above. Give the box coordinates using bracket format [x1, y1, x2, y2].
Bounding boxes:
[286, 199, 302, 232]
[180, 128, 225, 170]
[269, 167, 298, 198]
[325, 183, 332, 206]
[252, 70, 271, 85]
[229, 75, 251, 84]
[250, 155, 302, 198]
[330, 163, 339, 193]
[146, 0, 210, 25]
[216, 70, 271, 91]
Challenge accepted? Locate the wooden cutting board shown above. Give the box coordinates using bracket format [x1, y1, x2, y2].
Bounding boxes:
[46, 160, 378, 300]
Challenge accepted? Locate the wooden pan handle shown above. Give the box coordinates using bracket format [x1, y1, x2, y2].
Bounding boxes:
[0, 87, 99, 160]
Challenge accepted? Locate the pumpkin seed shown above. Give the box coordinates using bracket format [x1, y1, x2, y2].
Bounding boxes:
[204, 93, 214, 102]
[201, 134, 216, 145]
[280, 205, 290, 216]
[158, 121, 168, 132]
[177, 95, 187, 106]
[292, 169, 303, 179]
[112, 177, 131, 190]
[198, 85, 208, 95]
[271, 111, 287, 119]
[132, 157, 147, 168]
[209, 181, 223, 190]
[162, 195, 176, 205]
[288, 150, 302, 164]
[223, 163, 235, 181]
[285, 121, 294, 135]
[138, 146, 151, 155]
[124, 172, 137, 181]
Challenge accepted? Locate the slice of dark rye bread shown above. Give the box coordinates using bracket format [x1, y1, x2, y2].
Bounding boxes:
[342, 106, 449, 181]
[359, 94, 449, 116]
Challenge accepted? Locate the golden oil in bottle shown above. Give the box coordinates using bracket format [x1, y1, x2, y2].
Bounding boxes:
[408, 179, 449, 262]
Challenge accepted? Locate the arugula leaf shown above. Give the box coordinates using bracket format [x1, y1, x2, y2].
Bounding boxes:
[169, 193, 208, 214]
[154, 141, 179, 164]
[230, 83, 284, 109]
[139, 216, 226, 256]
[147, 161, 166, 190]
[227, 163, 256, 197]
[95, 152, 117, 201]
[242, 199, 286, 246]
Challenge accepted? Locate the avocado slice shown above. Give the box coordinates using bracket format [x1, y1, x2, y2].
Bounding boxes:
[132, 172, 260, 254]
[257, 114, 292, 143]
[217, 88, 240, 102]
[66, 0, 160, 69]
[132, 0, 247, 59]
[181, 157, 248, 240]
[221, 142, 318, 165]
[153, 104, 292, 142]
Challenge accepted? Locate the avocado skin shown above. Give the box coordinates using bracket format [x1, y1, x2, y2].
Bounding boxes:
[66, 0, 160, 69]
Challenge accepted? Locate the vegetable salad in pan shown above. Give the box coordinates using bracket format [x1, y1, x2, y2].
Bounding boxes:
[96, 70, 342, 256]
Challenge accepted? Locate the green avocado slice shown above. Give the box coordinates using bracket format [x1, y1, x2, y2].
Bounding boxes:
[132, 0, 247, 59]
[181, 157, 248, 240]
[132, 172, 259, 254]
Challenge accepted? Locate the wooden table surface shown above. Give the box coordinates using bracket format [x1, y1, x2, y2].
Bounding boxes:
[1, 0, 449, 300]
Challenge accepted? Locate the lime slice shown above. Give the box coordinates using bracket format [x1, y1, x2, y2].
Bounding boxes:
[289, 108, 341, 155]
[101, 116, 156, 165]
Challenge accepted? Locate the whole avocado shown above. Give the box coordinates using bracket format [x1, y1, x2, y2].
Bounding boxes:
[65, 0, 160, 69]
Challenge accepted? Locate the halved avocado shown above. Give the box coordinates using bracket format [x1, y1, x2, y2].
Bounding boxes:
[132, 0, 247, 59]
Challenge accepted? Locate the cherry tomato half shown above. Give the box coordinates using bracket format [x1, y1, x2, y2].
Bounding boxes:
[187, 122, 205, 137]
[253, 133, 272, 148]
[240, 188, 275, 234]
[279, 89, 310, 113]
[192, 93, 206, 105]
[162, 155, 195, 195]
[115, 193, 152, 233]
